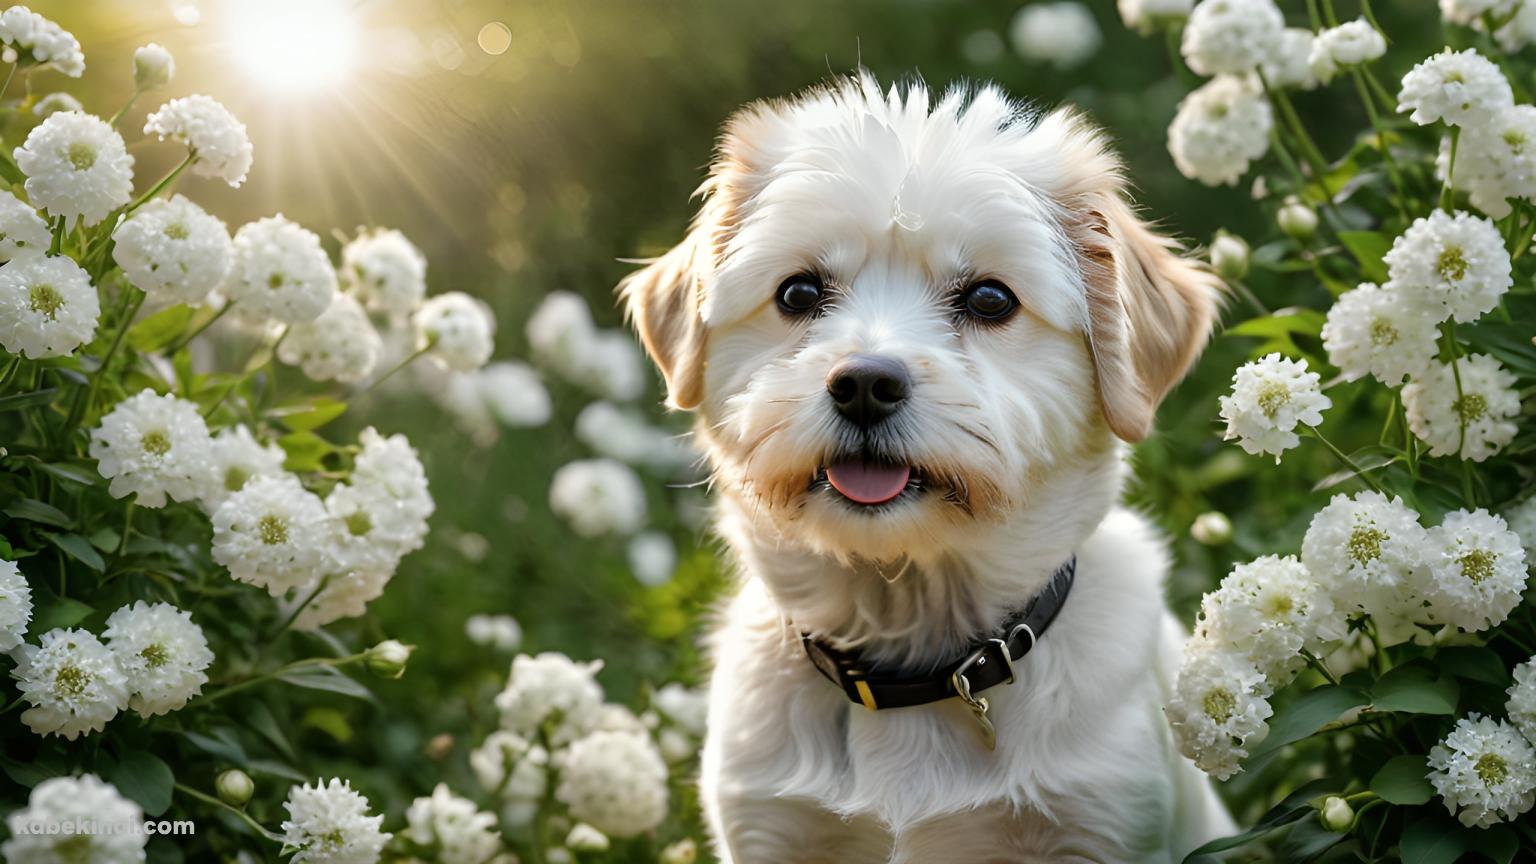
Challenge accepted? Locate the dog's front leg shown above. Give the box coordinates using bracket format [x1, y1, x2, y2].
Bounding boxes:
[709, 794, 891, 864]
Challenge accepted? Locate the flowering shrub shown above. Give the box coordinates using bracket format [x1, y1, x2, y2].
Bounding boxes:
[1126, 0, 1536, 858]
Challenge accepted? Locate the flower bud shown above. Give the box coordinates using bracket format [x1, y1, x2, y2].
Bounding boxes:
[133, 43, 175, 91]
[215, 769, 254, 807]
[1319, 796, 1354, 832]
[1190, 511, 1232, 546]
[660, 839, 699, 864]
[566, 823, 610, 852]
[365, 639, 413, 679]
[1210, 232, 1250, 281]
[1278, 196, 1318, 240]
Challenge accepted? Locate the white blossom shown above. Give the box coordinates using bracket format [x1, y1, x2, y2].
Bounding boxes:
[0, 253, 99, 358]
[211, 474, 329, 596]
[653, 682, 709, 735]
[1301, 491, 1431, 642]
[1505, 496, 1536, 561]
[225, 215, 336, 323]
[477, 361, 553, 427]
[32, 92, 81, 117]
[1321, 283, 1440, 386]
[1180, 0, 1283, 76]
[89, 389, 212, 508]
[549, 458, 648, 537]
[1403, 354, 1520, 461]
[414, 291, 495, 372]
[402, 784, 504, 864]
[2, 775, 146, 864]
[528, 291, 597, 368]
[12, 628, 128, 740]
[1508, 657, 1536, 745]
[0, 189, 51, 261]
[495, 652, 605, 744]
[1166, 642, 1273, 780]
[1441, 0, 1520, 25]
[1494, 2, 1536, 51]
[199, 424, 286, 513]
[1167, 75, 1273, 187]
[1218, 353, 1331, 461]
[278, 291, 382, 383]
[555, 730, 669, 838]
[466, 614, 523, 652]
[1422, 509, 1528, 632]
[470, 730, 540, 797]
[341, 227, 426, 320]
[1448, 105, 1536, 218]
[1398, 49, 1513, 128]
[281, 778, 391, 864]
[1309, 19, 1387, 84]
[0, 6, 84, 76]
[1194, 555, 1342, 682]
[574, 401, 690, 470]
[1263, 28, 1319, 90]
[628, 531, 678, 587]
[567, 823, 610, 853]
[351, 427, 434, 535]
[0, 558, 32, 653]
[14, 111, 132, 228]
[112, 194, 233, 306]
[1384, 210, 1510, 323]
[144, 95, 252, 187]
[1009, 2, 1102, 70]
[102, 601, 212, 717]
[1428, 715, 1536, 827]
[132, 43, 174, 90]
[1118, 0, 1194, 33]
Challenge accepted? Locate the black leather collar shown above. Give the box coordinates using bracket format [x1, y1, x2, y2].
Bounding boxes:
[801, 556, 1076, 713]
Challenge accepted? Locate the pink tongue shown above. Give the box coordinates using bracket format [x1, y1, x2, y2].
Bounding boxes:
[826, 461, 912, 505]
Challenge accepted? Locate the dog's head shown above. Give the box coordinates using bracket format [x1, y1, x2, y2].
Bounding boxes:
[621, 76, 1216, 563]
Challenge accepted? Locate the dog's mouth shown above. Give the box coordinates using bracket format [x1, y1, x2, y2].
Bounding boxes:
[813, 457, 922, 508]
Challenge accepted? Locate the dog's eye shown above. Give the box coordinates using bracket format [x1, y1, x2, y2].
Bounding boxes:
[960, 280, 1018, 321]
[776, 274, 823, 316]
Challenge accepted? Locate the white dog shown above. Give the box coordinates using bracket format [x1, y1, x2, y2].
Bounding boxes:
[620, 75, 1234, 864]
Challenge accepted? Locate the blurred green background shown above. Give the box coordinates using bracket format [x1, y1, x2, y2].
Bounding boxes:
[31, 0, 1448, 832]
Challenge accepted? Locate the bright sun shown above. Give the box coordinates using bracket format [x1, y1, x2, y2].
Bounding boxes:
[227, 0, 359, 91]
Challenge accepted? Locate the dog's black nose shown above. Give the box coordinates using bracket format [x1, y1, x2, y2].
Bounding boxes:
[826, 354, 911, 427]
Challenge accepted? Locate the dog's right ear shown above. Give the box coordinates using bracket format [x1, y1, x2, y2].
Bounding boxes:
[618, 233, 708, 411]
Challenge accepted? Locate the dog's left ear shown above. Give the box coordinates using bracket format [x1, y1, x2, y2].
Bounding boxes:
[1036, 110, 1220, 443]
[618, 233, 708, 411]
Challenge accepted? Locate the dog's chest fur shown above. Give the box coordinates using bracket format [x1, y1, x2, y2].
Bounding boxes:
[699, 508, 1224, 863]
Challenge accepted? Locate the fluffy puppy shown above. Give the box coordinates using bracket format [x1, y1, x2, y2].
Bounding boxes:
[620, 74, 1232, 864]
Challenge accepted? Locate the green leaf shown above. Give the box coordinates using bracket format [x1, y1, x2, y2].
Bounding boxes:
[278, 431, 335, 473]
[244, 700, 298, 762]
[1373, 663, 1459, 715]
[1463, 321, 1536, 378]
[29, 459, 101, 486]
[1248, 686, 1371, 762]
[301, 706, 354, 743]
[1225, 307, 1327, 340]
[1311, 445, 1398, 493]
[0, 387, 60, 413]
[1337, 230, 1391, 282]
[126, 304, 195, 352]
[1184, 779, 1334, 862]
[0, 751, 70, 787]
[43, 531, 106, 572]
[110, 750, 175, 817]
[1437, 646, 1508, 686]
[271, 398, 348, 433]
[1480, 824, 1519, 864]
[4, 498, 75, 528]
[245, 758, 308, 783]
[31, 597, 94, 632]
[1272, 814, 1345, 862]
[1370, 754, 1434, 805]
[276, 666, 375, 702]
[182, 729, 248, 766]
[1399, 818, 1470, 864]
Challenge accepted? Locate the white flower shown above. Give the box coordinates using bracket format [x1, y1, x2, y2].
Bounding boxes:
[1167, 75, 1273, 187]
[278, 291, 381, 383]
[466, 614, 523, 652]
[2, 775, 146, 864]
[528, 292, 646, 400]
[1195, 555, 1342, 682]
[1218, 353, 1331, 461]
[112, 194, 233, 306]
[1495, 2, 1536, 51]
[133, 43, 174, 90]
[199, 424, 286, 512]
[1191, 511, 1232, 545]
[628, 531, 678, 587]
[1322, 283, 1440, 386]
[528, 290, 596, 368]
[1384, 210, 1510, 323]
[14, 111, 132, 228]
[1398, 49, 1513, 128]
[1428, 715, 1536, 827]
[556, 730, 669, 838]
[102, 601, 212, 717]
[549, 458, 647, 537]
[414, 291, 495, 372]
[12, 628, 128, 740]
[0, 189, 51, 261]
[281, 778, 391, 864]
[573, 331, 645, 401]
[351, 427, 435, 531]
[1309, 19, 1387, 84]
[1262, 28, 1319, 90]
[89, 389, 211, 508]
[287, 568, 391, 631]
[1209, 232, 1249, 279]
[1180, 0, 1283, 76]
[1441, 0, 1519, 25]
[470, 730, 538, 795]
[0, 254, 98, 358]
[1403, 355, 1520, 462]
[1506, 496, 1536, 561]
[1166, 643, 1273, 780]
[1118, 0, 1194, 34]
[341, 227, 426, 320]
[225, 215, 336, 323]
[574, 401, 689, 470]
[143, 95, 252, 187]
[0, 6, 84, 76]
[1301, 492, 1430, 640]
[477, 361, 553, 427]
[0, 558, 32, 652]
[32, 91, 81, 117]
[1422, 509, 1528, 632]
[1009, 2, 1102, 70]
[495, 652, 605, 743]
[567, 823, 610, 853]
[402, 784, 503, 864]
[1449, 105, 1536, 219]
[211, 474, 329, 596]
[1508, 657, 1536, 745]
[653, 682, 709, 735]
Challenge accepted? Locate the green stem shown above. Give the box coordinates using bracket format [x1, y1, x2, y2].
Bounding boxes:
[1, 694, 26, 715]
[1359, 0, 1390, 43]
[1270, 84, 1332, 186]
[1230, 280, 1269, 316]
[270, 576, 329, 637]
[1301, 649, 1342, 686]
[1363, 67, 1398, 112]
[108, 87, 141, 127]
[1308, 427, 1386, 494]
[1319, 0, 1341, 26]
[63, 288, 145, 445]
[1351, 70, 1408, 222]
[1441, 126, 1460, 213]
[1440, 322, 1476, 502]
[173, 783, 284, 843]
[48, 216, 65, 255]
[195, 653, 369, 707]
[353, 344, 429, 398]
[115, 499, 135, 558]
[1163, 26, 1199, 89]
[166, 301, 234, 355]
[124, 153, 194, 216]
[204, 327, 285, 419]
[0, 62, 16, 102]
